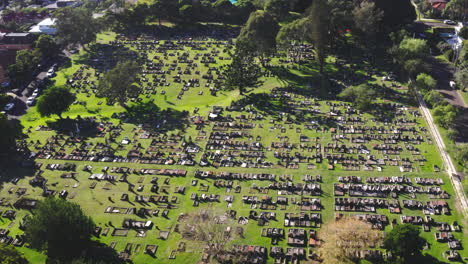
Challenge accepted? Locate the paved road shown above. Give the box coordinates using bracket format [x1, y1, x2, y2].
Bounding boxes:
[428, 57, 468, 109]
[7, 72, 47, 120]
[417, 92, 468, 217]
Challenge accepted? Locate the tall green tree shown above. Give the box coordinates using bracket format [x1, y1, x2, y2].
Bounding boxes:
[397, 38, 430, 78]
[97, 60, 141, 107]
[383, 224, 426, 262]
[338, 84, 376, 111]
[0, 244, 29, 264]
[238, 10, 279, 61]
[352, 0, 384, 63]
[308, 0, 330, 74]
[264, 0, 289, 20]
[36, 86, 76, 119]
[414, 73, 437, 91]
[7, 49, 41, 86]
[54, 7, 101, 48]
[443, 0, 468, 22]
[222, 40, 263, 95]
[35, 34, 59, 58]
[455, 68, 468, 91]
[25, 198, 96, 260]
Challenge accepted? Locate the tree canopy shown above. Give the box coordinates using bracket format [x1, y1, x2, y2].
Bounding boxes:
[0, 244, 29, 264]
[222, 40, 263, 95]
[54, 7, 101, 47]
[338, 84, 376, 111]
[237, 10, 279, 58]
[35, 34, 59, 58]
[308, 0, 330, 73]
[383, 224, 426, 262]
[415, 73, 437, 91]
[25, 197, 96, 260]
[36, 86, 76, 119]
[97, 60, 141, 107]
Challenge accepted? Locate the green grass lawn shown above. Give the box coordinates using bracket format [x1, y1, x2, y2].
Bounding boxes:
[1, 32, 467, 264]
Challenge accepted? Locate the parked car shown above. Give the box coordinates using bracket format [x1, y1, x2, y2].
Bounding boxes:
[3, 103, 14, 112]
[26, 97, 35, 106]
[444, 20, 456, 25]
[46, 68, 55, 78]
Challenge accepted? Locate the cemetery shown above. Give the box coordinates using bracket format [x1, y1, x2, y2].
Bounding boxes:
[0, 26, 466, 264]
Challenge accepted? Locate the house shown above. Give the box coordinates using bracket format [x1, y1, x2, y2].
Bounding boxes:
[45, 0, 81, 9]
[428, 0, 448, 10]
[0, 33, 36, 83]
[29, 18, 57, 35]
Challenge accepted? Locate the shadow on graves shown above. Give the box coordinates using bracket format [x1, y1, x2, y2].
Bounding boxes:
[116, 22, 240, 41]
[45, 116, 101, 137]
[47, 241, 126, 264]
[231, 92, 338, 128]
[73, 43, 138, 71]
[404, 253, 449, 264]
[0, 120, 37, 186]
[115, 101, 190, 133]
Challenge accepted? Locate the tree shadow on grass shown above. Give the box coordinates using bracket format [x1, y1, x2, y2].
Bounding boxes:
[73, 43, 138, 72]
[45, 117, 101, 137]
[46, 241, 125, 264]
[116, 101, 190, 133]
[232, 92, 338, 129]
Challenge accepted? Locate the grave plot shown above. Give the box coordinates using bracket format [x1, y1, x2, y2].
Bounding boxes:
[0, 30, 465, 264]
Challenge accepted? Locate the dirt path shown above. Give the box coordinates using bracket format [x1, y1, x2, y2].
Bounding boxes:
[417, 91, 468, 216]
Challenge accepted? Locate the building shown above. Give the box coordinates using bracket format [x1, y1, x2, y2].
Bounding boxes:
[0, 33, 36, 84]
[29, 18, 57, 35]
[428, 0, 448, 10]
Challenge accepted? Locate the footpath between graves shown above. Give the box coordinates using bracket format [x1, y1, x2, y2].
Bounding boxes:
[417, 91, 468, 217]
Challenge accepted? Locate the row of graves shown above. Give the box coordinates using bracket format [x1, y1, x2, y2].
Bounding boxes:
[202, 86, 436, 173]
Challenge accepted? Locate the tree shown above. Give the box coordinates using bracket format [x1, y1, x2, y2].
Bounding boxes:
[25, 198, 95, 260]
[384, 224, 426, 262]
[276, 17, 312, 52]
[237, 10, 279, 60]
[54, 7, 100, 48]
[7, 49, 41, 85]
[397, 38, 430, 78]
[338, 84, 376, 111]
[35, 34, 59, 58]
[0, 244, 29, 264]
[423, 90, 446, 108]
[308, 0, 330, 74]
[36, 86, 76, 119]
[178, 209, 238, 263]
[443, 0, 468, 22]
[415, 73, 437, 91]
[454, 68, 468, 91]
[222, 40, 263, 95]
[403, 58, 430, 78]
[264, 0, 289, 20]
[179, 4, 195, 24]
[398, 38, 429, 59]
[317, 217, 383, 264]
[374, 0, 416, 31]
[451, 144, 468, 171]
[433, 104, 459, 129]
[352, 0, 384, 62]
[97, 60, 141, 107]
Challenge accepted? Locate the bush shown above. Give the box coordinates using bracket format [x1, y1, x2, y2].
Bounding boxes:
[423, 90, 446, 108]
[433, 104, 459, 129]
